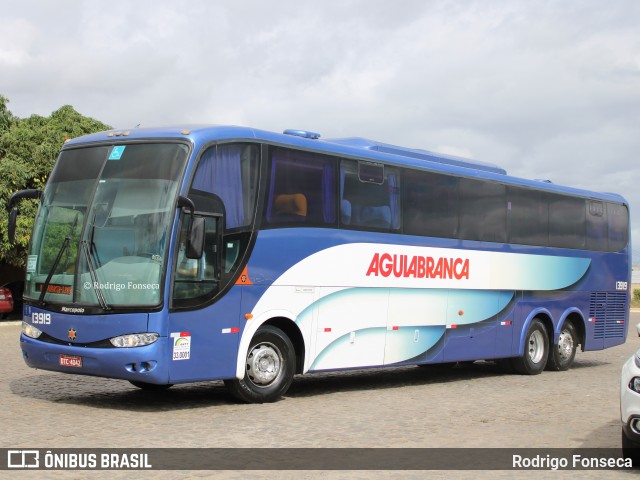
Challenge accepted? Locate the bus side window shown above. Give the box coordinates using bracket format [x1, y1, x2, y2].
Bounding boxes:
[224, 239, 241, 273]
[173, 215, 220, 303]
[403, 169, 458, 238]
[586, 200, 607, 251]
[458, 178, 506, 243]
[548, 194, 586, 249]
[608, 203, 629, 252]
[341, 160, 401, 231]
[266, 148, 336, 227]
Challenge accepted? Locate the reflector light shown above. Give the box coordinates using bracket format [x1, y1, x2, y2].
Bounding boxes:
[283, 129, 321, 139]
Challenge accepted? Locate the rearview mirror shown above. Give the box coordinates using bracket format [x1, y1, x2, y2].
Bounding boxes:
[6, 189, 42, 245]
[186, 217, 205, 259]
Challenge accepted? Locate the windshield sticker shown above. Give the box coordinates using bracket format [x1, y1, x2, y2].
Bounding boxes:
[27, 255, 37, 273]
[37, 283, 72, 295]
[108, 146, 126, 160]
[170, 332, 191, 361]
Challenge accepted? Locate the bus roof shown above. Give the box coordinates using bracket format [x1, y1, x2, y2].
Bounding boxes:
[65, 125, 627, 204]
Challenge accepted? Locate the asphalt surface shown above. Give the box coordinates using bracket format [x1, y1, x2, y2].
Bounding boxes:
[2, 312, 639, 479]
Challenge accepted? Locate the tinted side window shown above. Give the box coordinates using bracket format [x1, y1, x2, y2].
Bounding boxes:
[265, 148, 336, 227]
[341, 160, 401, 231]
[458, 178, 507, 243]
[608, 203, 629, 252]
[507, 187, 549, 246]
[586, 200, 607, 251]
[191, 144, 259, 230]
[403, 169, 459, 238]
[548, 195, 585, 249]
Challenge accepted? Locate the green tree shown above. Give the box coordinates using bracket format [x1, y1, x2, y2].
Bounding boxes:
[0, 95, 14, 132]
[0, 96, 110, 267]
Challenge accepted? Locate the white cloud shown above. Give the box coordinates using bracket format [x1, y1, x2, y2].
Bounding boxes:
[1, 0, 639, 260]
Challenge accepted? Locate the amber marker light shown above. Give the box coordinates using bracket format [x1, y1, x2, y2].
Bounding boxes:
[245, 313, 253, 320]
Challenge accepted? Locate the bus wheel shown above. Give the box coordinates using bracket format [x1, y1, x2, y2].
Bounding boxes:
[225, 325, 295, 403]
[546, 321, 577, 371]
[511, 319, 548, 375]
[129, 381, 173, 390]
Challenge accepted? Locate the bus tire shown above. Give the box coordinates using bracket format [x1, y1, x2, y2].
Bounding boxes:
[129, 380, 173, 390]
[511, 319, 548, 375]
[225, 325, 295, 403]
[546, 321, 577, 371]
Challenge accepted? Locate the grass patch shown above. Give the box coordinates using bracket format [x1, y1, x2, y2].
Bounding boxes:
[633, 288, 640, 308]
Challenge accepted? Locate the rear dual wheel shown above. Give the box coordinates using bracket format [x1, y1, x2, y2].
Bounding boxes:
[546, 322, 578, 371]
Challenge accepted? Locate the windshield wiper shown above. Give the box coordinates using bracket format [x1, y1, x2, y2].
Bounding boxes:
[87, 215, 102, 267]
[38, 237, 70, 305]
[38, 210, 81, 305]
[81, 240, 110, 311]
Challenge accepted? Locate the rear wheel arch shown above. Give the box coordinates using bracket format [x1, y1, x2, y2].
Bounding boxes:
[519, 310, 553, 356]
[560, 311, 585, 352]
[512, 316, 550, 375]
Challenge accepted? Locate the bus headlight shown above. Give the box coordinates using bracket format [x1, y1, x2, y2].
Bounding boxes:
[110, 333, 159, 348]
[22, 321, 43, 339]
[630, 377, 640, 394]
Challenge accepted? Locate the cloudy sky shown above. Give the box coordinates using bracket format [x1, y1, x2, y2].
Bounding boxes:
[2, 0, 639, 262]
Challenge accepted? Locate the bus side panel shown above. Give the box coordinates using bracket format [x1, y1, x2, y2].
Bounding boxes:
[311, 287, 388, 371]
[442, 290, 515, 362]
[167, 288, 242, 383]
[496, 293, 520, 358]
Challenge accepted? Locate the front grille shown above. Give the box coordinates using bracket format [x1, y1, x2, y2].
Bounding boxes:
[36, 331, 114, 348]
[589, 292, 627, 339]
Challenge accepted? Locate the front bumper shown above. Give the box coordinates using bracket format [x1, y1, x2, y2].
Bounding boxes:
[20, 334, 171, 385]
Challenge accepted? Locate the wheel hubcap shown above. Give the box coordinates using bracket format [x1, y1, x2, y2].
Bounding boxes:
[528, 330, 545, 364]
[246, 342, 282, 386]
[557, 329, 574, 360]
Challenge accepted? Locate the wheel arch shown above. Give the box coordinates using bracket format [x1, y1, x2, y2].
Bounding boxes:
[235, 311, 306, 379]
[518, 308, 553, 356]
[558, 309, 586, 352]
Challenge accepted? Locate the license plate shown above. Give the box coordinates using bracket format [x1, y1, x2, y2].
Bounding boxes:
[59, 354, 82, 368]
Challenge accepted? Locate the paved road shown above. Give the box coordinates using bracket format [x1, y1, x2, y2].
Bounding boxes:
[2, 313, 639, 479]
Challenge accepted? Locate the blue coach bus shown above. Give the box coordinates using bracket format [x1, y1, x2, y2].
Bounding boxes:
[8, 125, 630, 403]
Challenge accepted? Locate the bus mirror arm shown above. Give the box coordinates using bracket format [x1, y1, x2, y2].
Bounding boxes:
[177, 195, 196, 217]
[6, 189, 43, 244]
[177, 196, 204, 259]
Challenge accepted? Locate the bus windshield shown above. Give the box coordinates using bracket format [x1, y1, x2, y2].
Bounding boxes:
[25, 143, 188, 309]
